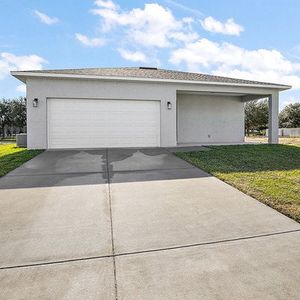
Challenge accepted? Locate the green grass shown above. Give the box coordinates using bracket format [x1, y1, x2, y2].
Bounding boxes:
[0, 144, 43, 177]
[176, 144, 300, 222]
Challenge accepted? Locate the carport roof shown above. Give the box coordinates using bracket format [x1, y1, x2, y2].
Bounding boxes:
[11, 67, 291, 89]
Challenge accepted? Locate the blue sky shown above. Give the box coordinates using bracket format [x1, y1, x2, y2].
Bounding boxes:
[1, 0, 300, 109]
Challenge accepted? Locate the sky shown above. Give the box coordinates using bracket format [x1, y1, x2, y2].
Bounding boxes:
[1, 0, 300, 110]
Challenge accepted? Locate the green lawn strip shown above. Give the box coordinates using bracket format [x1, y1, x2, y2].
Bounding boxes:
[176, 144, 300, 222]
[0, 144, 43, 177]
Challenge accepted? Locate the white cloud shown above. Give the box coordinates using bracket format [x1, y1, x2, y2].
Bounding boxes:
[288, 44, 300, 60]
[0, 52, 47, 79]
[1, 52, 46, 71]
[17, 84, 26, 93]
[200, 16, 244, 36]
[34, 10, 59, 25]
[169, 38, 300, 88]
[169, 31, 199, 43]
[118, 49, 147, 62]
[75, 33, 106, 47]
[91, 2, 196, 48]
[80, 1, 300, 91]
[0, 60, 10, 80]
[94, 0, 118, 10]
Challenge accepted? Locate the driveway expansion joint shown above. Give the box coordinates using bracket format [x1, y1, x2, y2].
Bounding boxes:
[0, 254, 112, 270]
[1, 229, 299, 271]
[114, 229, 300, 257]
[106, 148, 119, 300]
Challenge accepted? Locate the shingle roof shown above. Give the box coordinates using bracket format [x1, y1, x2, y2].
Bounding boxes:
[13, 67, 290, 88]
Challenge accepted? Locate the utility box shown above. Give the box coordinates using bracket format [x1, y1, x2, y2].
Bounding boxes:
[16, 133, 27, 147]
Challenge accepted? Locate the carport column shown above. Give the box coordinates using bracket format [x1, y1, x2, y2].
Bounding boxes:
[268, 92, 279, 144]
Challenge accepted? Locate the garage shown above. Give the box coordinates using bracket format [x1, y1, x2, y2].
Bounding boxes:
[47, 98, 160, 149]
[11, 67, 289, 149]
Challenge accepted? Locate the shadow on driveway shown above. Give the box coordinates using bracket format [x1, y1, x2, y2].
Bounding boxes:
[0, 148, 210, 189]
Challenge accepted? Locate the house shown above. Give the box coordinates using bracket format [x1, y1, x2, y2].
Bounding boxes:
[11, 67, 291, 150]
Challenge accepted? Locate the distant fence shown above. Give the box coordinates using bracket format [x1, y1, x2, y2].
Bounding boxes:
[266, 128, 300, 137]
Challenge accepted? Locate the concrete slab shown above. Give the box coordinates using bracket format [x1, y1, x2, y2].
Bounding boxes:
[110, 174, 300, 254]
[116, 231, 300, 299]
[0, 182, 112, 267]
[2, 147, 299, 299]
[7, 150, 106, 176]
[108, 148, 192, 172]
[0, 258, 115, 300]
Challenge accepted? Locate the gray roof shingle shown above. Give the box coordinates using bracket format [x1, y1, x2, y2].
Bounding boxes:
[13, 67, 290, 87]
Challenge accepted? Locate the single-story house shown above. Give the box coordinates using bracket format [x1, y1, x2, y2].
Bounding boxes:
[11, 67, 291, 150]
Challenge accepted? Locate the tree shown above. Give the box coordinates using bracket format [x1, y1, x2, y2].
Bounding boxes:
[0, 99, 12, 138]
[0, 97, 26, 137]
[245, 99, 268, 135]
[279, 103, 300, 128]
[245, 101, 256, 136]
[11, 97, 26, 131]
[255, 100, 269, 131]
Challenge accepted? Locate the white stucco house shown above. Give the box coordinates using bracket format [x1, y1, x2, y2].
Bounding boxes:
[11, 67, 291, 150]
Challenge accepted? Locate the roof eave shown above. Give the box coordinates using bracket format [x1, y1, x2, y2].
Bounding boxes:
[10, 71, 292, 91]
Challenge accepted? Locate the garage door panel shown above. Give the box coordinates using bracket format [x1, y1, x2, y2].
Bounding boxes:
[48, 99, 160, 149]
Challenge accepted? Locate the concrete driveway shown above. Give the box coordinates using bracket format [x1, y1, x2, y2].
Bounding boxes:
[0, 148, 299, 299]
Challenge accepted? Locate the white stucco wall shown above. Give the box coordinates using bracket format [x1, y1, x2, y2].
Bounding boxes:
[26, 77, 177, 149]
[25, 76, 280, 149]
[177, 94, 244, 144]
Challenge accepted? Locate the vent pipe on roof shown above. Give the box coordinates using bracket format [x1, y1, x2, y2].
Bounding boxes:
[139, 67, 158, 70]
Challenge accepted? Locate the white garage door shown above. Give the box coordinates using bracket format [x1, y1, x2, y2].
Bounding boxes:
[47, 98, 160, 149]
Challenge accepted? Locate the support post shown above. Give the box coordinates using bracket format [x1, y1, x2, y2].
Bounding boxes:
[268, 92, 279, 144]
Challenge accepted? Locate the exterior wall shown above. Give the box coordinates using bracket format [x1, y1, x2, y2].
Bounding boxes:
[177, 94, 244, 144]
[26, 78, 176, 149]
[25, 76, 281, 149]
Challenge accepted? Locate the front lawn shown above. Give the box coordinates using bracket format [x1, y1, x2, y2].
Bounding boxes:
[0, 144, 43, 177]
[176, 144, 300, 222]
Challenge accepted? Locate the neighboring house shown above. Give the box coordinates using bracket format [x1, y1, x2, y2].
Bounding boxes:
[11, 67, 290, 150]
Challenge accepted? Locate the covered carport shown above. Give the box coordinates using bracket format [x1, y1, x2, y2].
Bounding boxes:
[176, 84, 284, 145]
